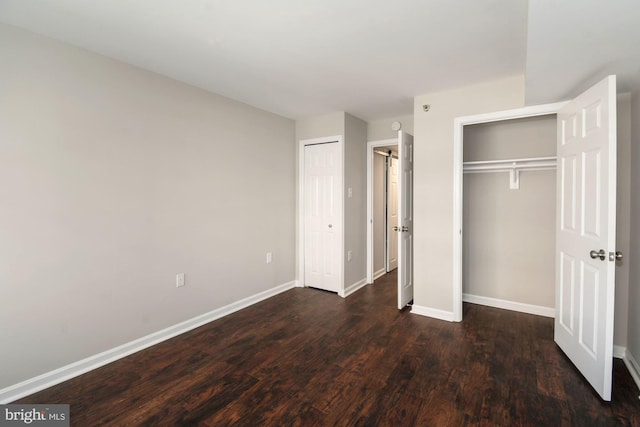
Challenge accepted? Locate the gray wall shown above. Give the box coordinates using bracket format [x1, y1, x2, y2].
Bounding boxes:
[413, 75, 526, 313]
[344, 113, 368, 288]
[463, 116, 556, 161]
[629, 89, 640, 365]
[615, 94, 631, 347]
[0, 24, 296, 389]
[295, 112, 345, 142]
[463, 116, 556, 308]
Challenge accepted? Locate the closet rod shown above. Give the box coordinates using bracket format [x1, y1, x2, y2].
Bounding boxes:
[463, 156, 556, 190]
[463, 156, 556, 172]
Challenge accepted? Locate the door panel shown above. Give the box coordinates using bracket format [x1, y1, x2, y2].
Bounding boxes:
[555, 75, 616, 401]
[582, 149, 602, 238]
[558, 253, 575, 333]
[304, 143, 341, 292]
[398, 131, 414, 309]
[560, 156, 577, 232]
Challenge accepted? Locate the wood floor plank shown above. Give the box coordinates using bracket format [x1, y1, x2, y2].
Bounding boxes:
[16, 271, 640, 426]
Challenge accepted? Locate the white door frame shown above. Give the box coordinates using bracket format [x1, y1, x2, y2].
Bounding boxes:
[452, 102, 568, 321]
[366, 138, 398, 284]
[297, 136, 344, 293]
[386, 156, 399, 273]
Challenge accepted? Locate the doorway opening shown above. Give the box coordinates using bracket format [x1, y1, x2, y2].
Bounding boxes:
[366, 132, 414, 309]
[367, 138, 397, 284]
[373, 144, 399, 279]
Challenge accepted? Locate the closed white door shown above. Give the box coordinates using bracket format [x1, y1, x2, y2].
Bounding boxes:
[555, 75, 617, 401]
[387, 156, 399, 271]
[304, 142, 341, 292]
[397, 131, 414, 309]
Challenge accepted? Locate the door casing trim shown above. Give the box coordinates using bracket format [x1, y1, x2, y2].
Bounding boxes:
[366, 138, 398, 284]
[452, 102, 568, 321]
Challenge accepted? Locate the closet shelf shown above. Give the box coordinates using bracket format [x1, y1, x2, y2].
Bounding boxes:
[463, 156, 556, 190]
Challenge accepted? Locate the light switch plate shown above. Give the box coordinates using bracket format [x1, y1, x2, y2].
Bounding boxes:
[176, 273, 185, 287]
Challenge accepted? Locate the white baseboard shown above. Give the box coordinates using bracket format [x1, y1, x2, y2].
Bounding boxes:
[411, 304, 455, 322]
[614, 345, 626, 359]
[341, 278, 368, 298]
[373, 268, 386, 281]
[463, 293, 555, 318]
[623, 349, 640, 393]
[0, 280, 297, 404]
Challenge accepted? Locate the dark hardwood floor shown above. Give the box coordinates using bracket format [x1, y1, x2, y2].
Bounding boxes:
[18, 271, 640, 426]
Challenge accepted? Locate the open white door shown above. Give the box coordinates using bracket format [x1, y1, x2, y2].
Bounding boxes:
[397, 131, 414, 309]
[555, 75, 617, 401]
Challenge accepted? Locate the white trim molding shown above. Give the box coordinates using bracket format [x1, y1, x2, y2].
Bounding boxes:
[623, 349, 640, 392]
[463, 294, 555, 318]
[341, 278, 368, 298]
[411, 304, 455, 322]
[0, 280, 297, 404]
[452, 101, 569, 322]
[366, 138, 398, 284]
[373, 268, 386, 281]
[613, 345, 626, 359]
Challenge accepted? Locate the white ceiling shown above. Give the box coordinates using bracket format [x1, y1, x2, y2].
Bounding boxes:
[526, 0, 640, 105]
[0, 1, 638, 120]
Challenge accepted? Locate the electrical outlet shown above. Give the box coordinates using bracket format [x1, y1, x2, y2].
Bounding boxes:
[348, 187, 353, 198]
[347, 250, 352, 261]
[176, 273, 185, 288]
[266, 252, 272, 264]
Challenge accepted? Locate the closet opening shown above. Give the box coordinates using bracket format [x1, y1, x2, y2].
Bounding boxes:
[462, 114, 557, 318]
[452, 78, 619, 401]
[452, 102, 567, 321]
